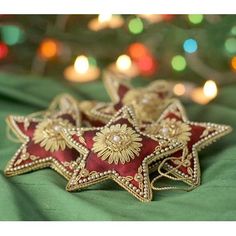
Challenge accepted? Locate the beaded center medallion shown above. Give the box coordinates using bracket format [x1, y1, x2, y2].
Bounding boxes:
[145, 118, 192, 143]
[92, 124, 143, 164]
[122, 89, 170, 122]
[33, 118, 74, 152]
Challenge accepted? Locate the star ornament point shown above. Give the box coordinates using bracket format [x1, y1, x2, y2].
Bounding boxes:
[61, 106, 184, 202]
[90, 75, 174, 125]
[4, 95, 81, 180]
[147, 99, 233, 188]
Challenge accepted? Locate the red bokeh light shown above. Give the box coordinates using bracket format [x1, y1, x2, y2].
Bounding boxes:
[0, 43, 9, 60]
[162, 15, 175, 21]
[136, 55, 158, 76]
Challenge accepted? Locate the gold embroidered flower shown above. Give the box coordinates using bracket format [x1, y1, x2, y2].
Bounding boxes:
[122, 89, 169, 122]
[92, 124, 143, 164]
[33, 118, 74, 152]
[145, 118, 191, 143]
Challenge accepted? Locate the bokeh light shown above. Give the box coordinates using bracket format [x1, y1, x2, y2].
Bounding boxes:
[231, 26, 236, 36]
[39, 39, 59, 60]
[183, 38, 198, 53]
[173, 83, 186, 96]
[171, 55, 187, 71]
[88, 56, 97, 67]
[162, 15, 174, 21]
[231, 56, 236, 71]
[128, 43, 149, 60]
[98, 14, 112, 23]
[225, 38, 236, 54]
[138, 14, 162, 23]
[128, 17, 144, 34]
[203, 80, 218, 99]
[74, 55, 89, 74]
[188, 15, 204, 24]
[0, 42, 8, 59]
[138, 56, 153, 71]
[116, 54, 132, 71]
[137, 55, 157, 76]
[1, 25, 24, 46]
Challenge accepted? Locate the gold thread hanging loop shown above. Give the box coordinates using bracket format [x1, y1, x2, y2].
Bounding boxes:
[151, 147, 195, 191]
[48, 93, 81, 127]
[6, 126, 22, 143]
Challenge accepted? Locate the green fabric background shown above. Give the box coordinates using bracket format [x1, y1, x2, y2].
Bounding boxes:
[0, 72, 236, 221]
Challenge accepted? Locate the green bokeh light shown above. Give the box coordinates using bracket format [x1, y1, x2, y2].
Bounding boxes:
[171, 55, 187, 71]
[188, 14, 204, 24]
[1, 25, 25, 46]
[128, 18, 144, 34]
[231, 26, 236, 36]
[88, 56, 97, 67]
[225, 38, 236, 53]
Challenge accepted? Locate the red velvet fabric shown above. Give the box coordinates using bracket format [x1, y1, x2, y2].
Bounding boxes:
[105, 82, 171, 116]
[159, 107, 215, 176]
[16, 122, 37, 138]
[71, 117, 162, 188]
[15, 140, 78, 173]
[12, 114, 79, 174]
[117, 84, 130, 100]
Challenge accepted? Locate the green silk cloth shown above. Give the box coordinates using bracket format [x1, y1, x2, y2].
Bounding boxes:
[0, 72, 235, 220]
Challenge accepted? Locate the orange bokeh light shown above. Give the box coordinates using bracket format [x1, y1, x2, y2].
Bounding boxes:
[39, 39, 58, 60]
[128, 43, 149, 60]
[231, 56, 236, 71]
[173, 83, 186, 96]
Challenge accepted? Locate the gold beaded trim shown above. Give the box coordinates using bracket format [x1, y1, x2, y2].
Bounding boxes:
[103, 71, 131, 103]
[48, 93, 81, 127]
[147, 100, 233, 188]
[90, 102, 114, 123]
[61, 105, 184, 202]
[4, 111, 80, 180]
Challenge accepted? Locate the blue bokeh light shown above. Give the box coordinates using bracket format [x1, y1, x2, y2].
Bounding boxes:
[183, 38, 198, 53]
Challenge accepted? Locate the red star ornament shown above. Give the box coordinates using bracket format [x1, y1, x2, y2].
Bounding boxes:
[61, 106, 184, 202]
[146, 99, 232, 188]
[5, 97, 81, 180]
[103, 72, 172, 104]
[90, 76, 174, 125]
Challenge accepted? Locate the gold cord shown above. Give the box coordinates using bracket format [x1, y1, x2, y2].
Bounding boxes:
[151, 147, 195, 191]
[6, 126, 22, 143]
[48, 93, 81, 126]
[27, 110, 49, 119]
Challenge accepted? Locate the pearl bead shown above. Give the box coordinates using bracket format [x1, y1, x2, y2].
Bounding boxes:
[112, 135, 121, 142]
[161, 127, 169, 135]
[141, 98, 149, 104]
[53, 125, 61, 132]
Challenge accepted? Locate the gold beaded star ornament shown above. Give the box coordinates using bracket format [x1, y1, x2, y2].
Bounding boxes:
[146, 100, 232, 190]
[89, 74, 174, 125]
[4, 94, 81, 180]
[61, 105, 184, 202]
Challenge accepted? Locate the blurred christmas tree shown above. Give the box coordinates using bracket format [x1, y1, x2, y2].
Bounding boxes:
[0, 15, 235, 104]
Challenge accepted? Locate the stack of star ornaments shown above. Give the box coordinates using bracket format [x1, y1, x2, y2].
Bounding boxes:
[4, 76, 232, 202]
